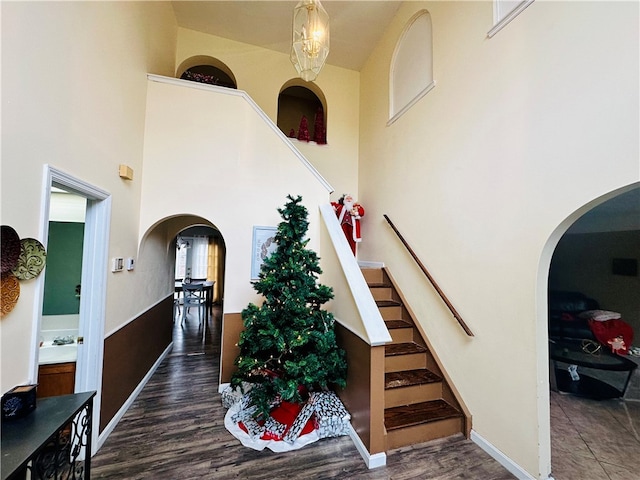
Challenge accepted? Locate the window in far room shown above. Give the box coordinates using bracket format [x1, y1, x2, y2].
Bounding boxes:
[388, 10, 435, 126]
[175, 236, 209, 280]
[488, 0, 535, 37]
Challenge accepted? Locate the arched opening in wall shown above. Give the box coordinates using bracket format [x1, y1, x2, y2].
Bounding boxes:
[277, 80, 327, 144]
[389, 10, 435, 125]
[177, 55, 237, 89]
[542, 184, 640, 475]
[140, 213, 226, 346]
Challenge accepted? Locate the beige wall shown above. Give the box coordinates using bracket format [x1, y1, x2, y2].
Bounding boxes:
[175, 27, 361, 203]
[138, 78, 331, 314]
[1, 2, 177, 392]
[358, 1, 639, 478]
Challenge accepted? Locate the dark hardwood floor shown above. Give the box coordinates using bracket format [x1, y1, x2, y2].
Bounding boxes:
[92, 306, 515, 479]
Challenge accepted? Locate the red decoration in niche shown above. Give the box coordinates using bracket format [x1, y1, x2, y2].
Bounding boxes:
[313, 107, 326, 144]
[297, 116, 310, 142]
[289, 129, 296, 138]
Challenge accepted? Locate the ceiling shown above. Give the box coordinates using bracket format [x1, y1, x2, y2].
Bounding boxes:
[171, 1, 402, 71]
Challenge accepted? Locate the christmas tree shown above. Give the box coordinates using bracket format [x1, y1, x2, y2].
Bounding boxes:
[232, 195, 347, 419]
[313, 107, 326, 144]
[297, 116, 310, 142]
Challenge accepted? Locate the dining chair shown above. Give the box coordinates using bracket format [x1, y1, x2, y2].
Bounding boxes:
[181, 282, 206, 325]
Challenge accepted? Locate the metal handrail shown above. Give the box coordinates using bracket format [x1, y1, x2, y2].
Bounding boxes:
[383, 214, 474, 337]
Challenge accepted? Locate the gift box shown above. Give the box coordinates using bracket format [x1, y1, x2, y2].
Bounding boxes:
[241, 417, 265, 439]
[231, 393, 258, 423]
[310, 391, 350, 438]
[2, 384, 37, 421]
[221, 385, 243, 409]
[231, 404, 257, 423]
[283, 401, 315, 444]
[263, 416, 287, 440]
[221, 382, 254, 409]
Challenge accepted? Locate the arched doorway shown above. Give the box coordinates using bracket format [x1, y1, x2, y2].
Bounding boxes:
[138, 214, 226, 323]
[541, 184, 640, 477]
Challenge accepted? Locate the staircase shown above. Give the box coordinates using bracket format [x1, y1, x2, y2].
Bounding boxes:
[362, 267, 469, 450]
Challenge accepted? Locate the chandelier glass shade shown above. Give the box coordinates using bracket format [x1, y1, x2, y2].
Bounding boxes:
[290, 0, 330, 82]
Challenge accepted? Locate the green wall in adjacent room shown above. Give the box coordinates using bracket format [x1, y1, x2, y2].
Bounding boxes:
[42, 222, 84, 315]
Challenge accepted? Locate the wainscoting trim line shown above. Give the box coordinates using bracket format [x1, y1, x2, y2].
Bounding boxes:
[97, 342, 173, 450]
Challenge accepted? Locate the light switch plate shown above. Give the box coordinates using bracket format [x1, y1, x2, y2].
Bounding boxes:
[112, 257, 124, 272]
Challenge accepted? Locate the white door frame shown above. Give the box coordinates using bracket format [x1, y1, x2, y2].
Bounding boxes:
[34, 165, 111, 455]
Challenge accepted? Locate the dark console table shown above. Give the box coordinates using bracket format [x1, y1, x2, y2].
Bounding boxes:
[549, 340, 637, 399]
[1, 391, 95, 480]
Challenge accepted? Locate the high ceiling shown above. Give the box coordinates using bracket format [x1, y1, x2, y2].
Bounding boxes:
[171, 1, 402, 71]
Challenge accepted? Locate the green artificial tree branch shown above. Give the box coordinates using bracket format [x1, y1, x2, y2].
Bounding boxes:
[231, 195, 347, 419]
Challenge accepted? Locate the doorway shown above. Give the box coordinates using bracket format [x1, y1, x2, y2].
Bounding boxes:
[542, 184, 640, 477]
[35, 165, 111, 454]
[37, 187, 86, 398]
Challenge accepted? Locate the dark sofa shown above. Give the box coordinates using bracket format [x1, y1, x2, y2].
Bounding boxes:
[548, 290, 599, 342]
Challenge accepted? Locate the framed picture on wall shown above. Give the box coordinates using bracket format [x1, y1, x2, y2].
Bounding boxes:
[251, 226, 278, 280]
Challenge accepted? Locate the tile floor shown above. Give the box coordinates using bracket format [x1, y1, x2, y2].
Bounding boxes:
[550, 391, 640, 480]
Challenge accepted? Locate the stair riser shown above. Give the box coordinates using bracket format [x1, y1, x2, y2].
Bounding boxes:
[362, 268, 385, 284]
[379, 306, 403, 320]
[385, 353, 427, 372]
[385, 383, 443, 408]
[386, 417, 465, 450]
[371, 287, 394, 301]
[388, 327, 414, 344]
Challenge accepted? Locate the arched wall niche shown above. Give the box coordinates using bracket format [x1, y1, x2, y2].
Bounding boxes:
[176, 55, 237, 89]
[389, 10, 435, 125]
[277, 79, 328, 144]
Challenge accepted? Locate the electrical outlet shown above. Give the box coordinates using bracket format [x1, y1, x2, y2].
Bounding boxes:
[126, 258, 135, 271]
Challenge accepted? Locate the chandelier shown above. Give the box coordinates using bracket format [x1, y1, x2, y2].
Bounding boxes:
[290, 0, 330, 82]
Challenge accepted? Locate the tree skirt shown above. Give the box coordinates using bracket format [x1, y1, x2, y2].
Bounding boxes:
[224, 401, 320, 452]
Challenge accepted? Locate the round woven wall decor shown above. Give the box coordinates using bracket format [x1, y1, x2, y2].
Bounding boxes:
[1, 273, 20, 317]
[12, 238, 47, 280]
[1, 226, 21, 274]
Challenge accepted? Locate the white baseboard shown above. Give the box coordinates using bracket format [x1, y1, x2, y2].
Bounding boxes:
[471, 430, 544, 479]
[348, 424, 386, 469]
[96, 342, 173, 450]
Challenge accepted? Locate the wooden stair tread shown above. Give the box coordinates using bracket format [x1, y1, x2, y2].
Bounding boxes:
[385, 319, 412, 329]
[385, 400, 462, 431]
[385, 342, 427, 356]
[376, 300, 402, 307]
[385, 369, 442, 389]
